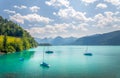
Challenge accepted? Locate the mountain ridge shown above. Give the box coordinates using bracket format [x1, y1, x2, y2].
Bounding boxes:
[73, 30, 120, 45]
[35, 30, 120, 45]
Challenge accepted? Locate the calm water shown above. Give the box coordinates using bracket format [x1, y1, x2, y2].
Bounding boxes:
[0, 46, 120, 78]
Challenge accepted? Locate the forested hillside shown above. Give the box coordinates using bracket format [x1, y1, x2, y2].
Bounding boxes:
[73, 30, 120, 45]
[0, 16, 38, 53]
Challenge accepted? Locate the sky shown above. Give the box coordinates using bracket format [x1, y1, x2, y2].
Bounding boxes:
[0, 0, 120, 38]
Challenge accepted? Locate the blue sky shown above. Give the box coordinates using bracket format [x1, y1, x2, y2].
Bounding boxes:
[0, 0, 120, 38]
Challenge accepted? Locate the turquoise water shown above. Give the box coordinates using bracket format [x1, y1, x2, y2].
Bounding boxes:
[0, 46, 120, 78]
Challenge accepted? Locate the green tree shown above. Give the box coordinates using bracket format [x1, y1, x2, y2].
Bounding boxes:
[3, 34, 7, 52]
[0, 15, 38, 53]
[22, 38, 30, 50]
[6, 45, 16, 53]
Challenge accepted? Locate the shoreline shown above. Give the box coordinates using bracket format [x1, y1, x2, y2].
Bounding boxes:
[0, 52, 5, 55]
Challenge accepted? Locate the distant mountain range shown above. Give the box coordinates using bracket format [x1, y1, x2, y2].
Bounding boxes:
[35, 36, 77, 45]
[35, 30, 120, 45]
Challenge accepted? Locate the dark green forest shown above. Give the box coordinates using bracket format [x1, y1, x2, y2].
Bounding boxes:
[0, 16, 38, 53]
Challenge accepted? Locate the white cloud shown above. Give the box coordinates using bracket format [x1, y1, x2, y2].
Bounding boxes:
[14, 5, 27, 9]
[54, 7, 92, 22]
[23, 13, 53, 23]
[26, 23, 88, 38]
[10, 13, 53, 24]
[104, 0, 120, 9]
[73, 23, 88, 31]
[45, 0, 70, 7]
[27, 4, 120, 38]
[82, 0, 97, 4]
[26, 11, 120, 38]
[4, 9, 16, 14]
[114, 11, 120, 15]
[28, 24, 42, 27]
[9, 13, 24, 24]
[96, 3, 107, 9]
[112, 25, 120, 29]
[104, 0, 120, 6]
[29, 6, 40, 12]
[93, 11, 120, 28]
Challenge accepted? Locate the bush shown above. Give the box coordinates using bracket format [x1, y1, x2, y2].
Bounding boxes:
[6, 46, 16, 53]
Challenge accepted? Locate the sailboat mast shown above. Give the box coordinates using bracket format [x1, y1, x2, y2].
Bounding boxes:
[86, 46, 88, 53]
[43, 47, 45, 62]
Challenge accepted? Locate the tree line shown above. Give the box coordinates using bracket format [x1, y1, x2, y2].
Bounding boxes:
[0, 16, 38, 53]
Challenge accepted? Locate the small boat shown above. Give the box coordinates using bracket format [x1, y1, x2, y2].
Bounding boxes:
[45, 46, 54, 54]
[19, 57, 24, 61]
[40, 62, 50, 68]
[84, 46, 93, 56]
[40, 47, 50, 68]
[45, 51, 54, 54]
[84, 53, 93, 56]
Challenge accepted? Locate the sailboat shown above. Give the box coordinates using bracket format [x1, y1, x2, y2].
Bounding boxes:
[40, 47, 50, 68]
[84, 46, 93, 56]
[45, 46, 54, 54]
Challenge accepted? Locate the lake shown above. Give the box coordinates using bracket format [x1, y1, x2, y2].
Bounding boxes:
[0, 46, 120, 78]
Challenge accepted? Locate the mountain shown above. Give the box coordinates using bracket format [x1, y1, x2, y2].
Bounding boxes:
[35, 37, 52, 44]
[0, 16, 38, 53]
[73, 30, 120, 45]
[35, 36, 77, 45]
[35, 30, 120, 45]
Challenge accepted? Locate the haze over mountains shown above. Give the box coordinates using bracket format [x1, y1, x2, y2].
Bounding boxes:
[35, 30, 120, 45]
[35, 36, 77, 45]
